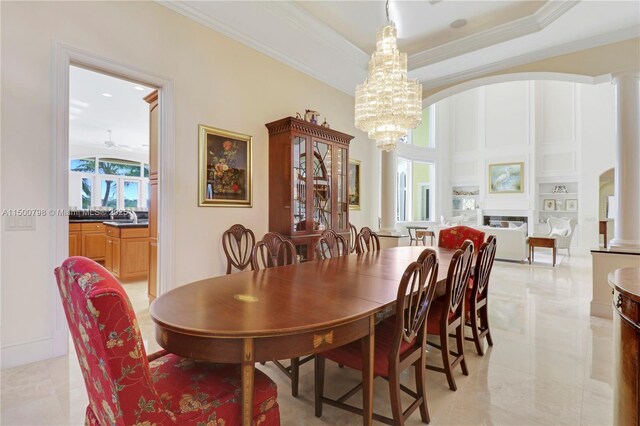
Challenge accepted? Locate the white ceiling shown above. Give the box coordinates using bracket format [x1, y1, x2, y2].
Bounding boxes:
[158, 0, 640, 95]
[69, 66, 155, 157]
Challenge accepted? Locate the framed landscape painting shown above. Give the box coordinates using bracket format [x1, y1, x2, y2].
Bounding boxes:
[199, 124, 252, 207]
[488, 162, 524, 193]
[349, 159, 361, 210]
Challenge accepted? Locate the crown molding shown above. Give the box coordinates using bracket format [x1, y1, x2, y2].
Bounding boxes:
[409, 1, 579, 70]
[420, 26, 640, 92]
[156, 1, 366, 95]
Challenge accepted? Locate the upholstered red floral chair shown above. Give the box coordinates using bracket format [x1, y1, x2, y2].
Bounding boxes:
[438, 225, 485, 252]
[55, 256, 280, 426]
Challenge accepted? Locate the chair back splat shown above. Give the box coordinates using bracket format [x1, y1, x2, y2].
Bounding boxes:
[222, 224, 256, 274]
[356, 227, 381, 253]
[315, 229, 349, 260]
[252, 232, 297, 270]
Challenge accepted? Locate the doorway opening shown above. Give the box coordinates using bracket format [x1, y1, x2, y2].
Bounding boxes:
[68, 65, 156, 314]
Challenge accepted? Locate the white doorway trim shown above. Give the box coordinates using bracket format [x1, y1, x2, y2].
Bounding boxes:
[52, 43, 175, 355]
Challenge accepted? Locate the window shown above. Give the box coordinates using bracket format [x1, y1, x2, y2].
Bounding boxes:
[81, 178, 92, 209]
[124, 181, 139, 208]
[397, 159, 410, 222]
[396, 159, 435, 222]
[99, 158, 141, 177]
[71, 158, 96, 173]
[401, 105, 435, 148]
[100, 179, 117, 208]
[70, 156, 149, 210]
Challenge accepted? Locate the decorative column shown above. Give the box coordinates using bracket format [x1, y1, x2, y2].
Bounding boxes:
[609, 71, 640, 251]
[379, 150, 398, 235]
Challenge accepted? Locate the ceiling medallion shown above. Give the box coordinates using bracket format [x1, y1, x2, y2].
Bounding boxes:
[354, 0, 422, 152]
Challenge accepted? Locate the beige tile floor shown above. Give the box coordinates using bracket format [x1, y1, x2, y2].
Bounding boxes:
[1, 252, 614, 425]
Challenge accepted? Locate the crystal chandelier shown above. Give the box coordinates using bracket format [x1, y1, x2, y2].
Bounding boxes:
[355, 0, 422, 152]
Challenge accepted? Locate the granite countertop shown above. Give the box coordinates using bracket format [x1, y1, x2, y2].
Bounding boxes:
[102, 220, 149, 228]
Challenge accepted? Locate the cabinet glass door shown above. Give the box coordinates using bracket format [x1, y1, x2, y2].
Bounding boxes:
[336, 148, 347, 229]
[293, 136, 307, 233]
[313, 140, 332, 231]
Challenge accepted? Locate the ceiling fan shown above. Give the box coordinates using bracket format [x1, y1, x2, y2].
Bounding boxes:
[103, 130, 132, 151]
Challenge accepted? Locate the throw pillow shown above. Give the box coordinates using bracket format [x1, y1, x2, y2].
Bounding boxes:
[550, 227, 569, 237]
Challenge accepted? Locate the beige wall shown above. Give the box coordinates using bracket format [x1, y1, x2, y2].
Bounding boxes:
[0, 1, 377, 366]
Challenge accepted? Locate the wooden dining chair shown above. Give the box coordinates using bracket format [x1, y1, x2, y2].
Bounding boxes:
[54, 257, 280, 425]
[222, 224, 256, 274]
[356, 226, 381, 253]
[314, 249, 439, 425]
[438, 225, 485, 252]
[466, 236, 497, 356]
[426, 240, 474, 391]
[251, 231, 297, 271]
[349, 223, 358, 253]
[251, 232, 305, 396]
[315, 229, 349, 260]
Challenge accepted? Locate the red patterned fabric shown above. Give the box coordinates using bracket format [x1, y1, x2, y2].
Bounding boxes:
[464, 288, 481, 309]
[438, 226, 485, 252]
[55, 256, 280, 426]
[321, 318, 416, 377]
[426, 298, 456, 334]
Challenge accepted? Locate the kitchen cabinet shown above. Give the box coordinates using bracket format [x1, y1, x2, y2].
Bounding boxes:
[104, 225, 149, 282]
[80, 222, 106, 261]
[265, 116, 353, 261]
[69, 223, 81, 257]
[145, 90, 159, 301]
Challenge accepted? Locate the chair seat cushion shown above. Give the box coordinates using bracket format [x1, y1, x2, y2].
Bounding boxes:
[320, 318, 416, 377]
[426, 298, 456, 335]
[149, 353, 279, 425]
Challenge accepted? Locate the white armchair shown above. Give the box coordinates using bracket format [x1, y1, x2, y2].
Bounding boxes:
[547, 217, 576, 255]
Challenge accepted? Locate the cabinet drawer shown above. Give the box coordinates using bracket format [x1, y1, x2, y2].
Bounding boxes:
[69, 223, 81, 232]
[105, 226, 121, 238]
[81, 222, 105, 233]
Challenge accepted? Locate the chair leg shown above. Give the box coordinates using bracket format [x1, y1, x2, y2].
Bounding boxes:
[314, 355, 325, 417]
[414, 359, 430, 424]
[482, 305, 494, 347]
[389, 368, 404, 425]
[440, 328, 457, 391]
[470, 306, 484, 356]
[455, 324, 468, 376]
[290, 357, 300, 397]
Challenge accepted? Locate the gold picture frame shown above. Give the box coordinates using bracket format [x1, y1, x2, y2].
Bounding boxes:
[349, 159, 361, 210]
[199, 124, 252, 207]
[488, 162, 524, 193]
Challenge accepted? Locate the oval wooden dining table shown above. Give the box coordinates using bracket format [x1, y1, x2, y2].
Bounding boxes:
[150, 246, 462, 425]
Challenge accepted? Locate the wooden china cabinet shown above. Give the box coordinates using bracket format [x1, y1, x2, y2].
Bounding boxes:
[265, 117, 353, 261]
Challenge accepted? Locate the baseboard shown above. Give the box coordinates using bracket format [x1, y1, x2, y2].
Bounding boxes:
[1, 330, 68, 369]
[590, 301, 613, 319]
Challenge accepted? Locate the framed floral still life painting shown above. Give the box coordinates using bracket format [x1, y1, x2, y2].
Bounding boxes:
[488, 162, 524, 193]
[349, 159, 361, 210]
[199, 124, 252, 207]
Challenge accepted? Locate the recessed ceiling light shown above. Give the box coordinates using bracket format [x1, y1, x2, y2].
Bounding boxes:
[450, 19, 467, 29]
[70, 99, 90, 108]
[134, 85, 145, 91]
[101, 93, 112, 97]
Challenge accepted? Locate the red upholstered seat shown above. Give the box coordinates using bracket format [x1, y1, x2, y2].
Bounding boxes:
[322, 318, 417, 376]
[438, 226, 485, 252]
[56, 256, 280, 426]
